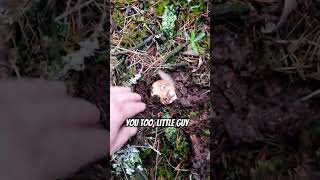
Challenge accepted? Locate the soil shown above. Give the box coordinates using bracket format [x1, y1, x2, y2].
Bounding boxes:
[132, 68, 211, 179]
[4, 0, 320, 179]
[212, 0, 320, 179]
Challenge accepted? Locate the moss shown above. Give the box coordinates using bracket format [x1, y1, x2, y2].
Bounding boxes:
[189, 111, 199, 118]
[112, 9, 125, 28]
[155, 0, 170, 15]
[156, 165, 175, 179]
[165, 127, 177, 143]
[121, 22, 148, 48]
[164, 127, 190, 162]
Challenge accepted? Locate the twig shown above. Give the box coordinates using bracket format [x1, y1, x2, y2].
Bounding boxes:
[299, 88, 320, 101]
[119, 160, 129, 180]
[154, 139, 160, 180]
[161, 42, 188, 64]
[131, 144, 162, 156]
[92, 0, 106, 38]
[165, 156, 190, 172]
[111, 46, 147, 55]
[55, 0, 95, 21]
[136, 35, 154, 50]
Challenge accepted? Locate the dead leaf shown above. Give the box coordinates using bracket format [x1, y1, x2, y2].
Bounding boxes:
[192, 57, 203, 73]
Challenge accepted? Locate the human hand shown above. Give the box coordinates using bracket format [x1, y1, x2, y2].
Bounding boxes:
[110, 87, 146, 154]
[0, 79, 107, 180]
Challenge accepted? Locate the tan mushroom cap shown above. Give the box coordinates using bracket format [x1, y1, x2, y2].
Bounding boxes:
[151, 79, 177, 105]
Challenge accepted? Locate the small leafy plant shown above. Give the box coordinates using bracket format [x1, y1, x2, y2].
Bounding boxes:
[164, 127, 190, 160]
[185, 30, 206, 55]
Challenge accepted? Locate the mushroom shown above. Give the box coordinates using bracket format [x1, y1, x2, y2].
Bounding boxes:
[151, 70, 177, 105]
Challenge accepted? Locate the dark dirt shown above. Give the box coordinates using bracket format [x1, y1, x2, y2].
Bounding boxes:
[64, 159, 109, 180]
[133, 68, 211, 179]
[134, 69, 210, 116]
[212, 0, 320, 179]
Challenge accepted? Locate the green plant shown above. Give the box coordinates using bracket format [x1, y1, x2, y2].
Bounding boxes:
[155, 0, 170, 14]
[165, 127, 177, 143]
[162, 109, 172, 119]
[164, 127, 190, 160]
[157, 165, 175, 179]
[188, 0, 207, 12]
[112, 9, 125, 28]
[185, 30, 206, 55]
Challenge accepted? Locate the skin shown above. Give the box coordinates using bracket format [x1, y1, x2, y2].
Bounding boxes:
[110, 87, 146, 154]
[0, 80, 146, 180]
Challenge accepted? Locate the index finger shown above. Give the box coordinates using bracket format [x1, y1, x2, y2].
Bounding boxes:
[120, 102, 146, 120]
[0, 79, 67, 101]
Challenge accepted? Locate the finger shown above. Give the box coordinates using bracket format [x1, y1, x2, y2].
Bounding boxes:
[111, 127, 138, 154]
[36, 97, 100, 127]
[110, 86, 131, 94]
[113, 92, 142, 103]
[0, 79, 67, 101]
[121, 102, 146, 119]
[39, 128, 108, 178]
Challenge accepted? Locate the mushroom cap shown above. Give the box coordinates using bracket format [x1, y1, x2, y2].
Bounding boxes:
[151, 80, 177, 105]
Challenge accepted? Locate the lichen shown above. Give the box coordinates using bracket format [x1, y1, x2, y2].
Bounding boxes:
[161, 5, 177, 38]
[112, 145, 144, 176]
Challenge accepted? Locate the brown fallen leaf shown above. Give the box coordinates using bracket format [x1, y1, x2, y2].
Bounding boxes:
[151, 70, 177, 105]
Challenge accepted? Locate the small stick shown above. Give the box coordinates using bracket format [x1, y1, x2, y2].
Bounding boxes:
[55, 0, 95, 21]
[299, 88, 320, 102]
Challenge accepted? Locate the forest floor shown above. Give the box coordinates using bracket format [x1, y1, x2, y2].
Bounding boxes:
[5, 0, 319, 179]
[2, 0, 210, 179]
[212, 0, 320, 179]
[111, 0, 210, 179]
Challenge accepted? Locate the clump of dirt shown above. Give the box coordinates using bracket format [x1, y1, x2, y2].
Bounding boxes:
[212, 0, 320, 179]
